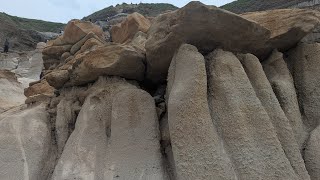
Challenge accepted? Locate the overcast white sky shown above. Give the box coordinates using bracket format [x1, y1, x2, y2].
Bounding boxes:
[0, 0, 234, 23]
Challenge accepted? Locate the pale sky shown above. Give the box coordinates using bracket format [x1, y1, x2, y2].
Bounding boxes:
[0, 0, 234, 23]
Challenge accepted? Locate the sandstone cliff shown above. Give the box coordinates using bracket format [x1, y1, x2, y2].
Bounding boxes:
[1, 1, 320, 180]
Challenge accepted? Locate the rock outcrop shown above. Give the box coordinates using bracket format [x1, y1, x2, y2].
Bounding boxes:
[242, 9, 320, 52]
[288, 43, 320, 130]
[111, 12, 151, 43]
[0, 104, 56, 180]
[2, 1, 320, 180]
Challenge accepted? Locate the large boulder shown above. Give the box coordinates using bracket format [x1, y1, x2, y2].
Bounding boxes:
[62, 20, 104, 45]
[68, 44, 145, 86]
[42, 45, 72, 59]
[242, 9, 320, 52]
[145, 1, 270, 83]
[111, 12, 151, 44]
[24, 79, 55, 98]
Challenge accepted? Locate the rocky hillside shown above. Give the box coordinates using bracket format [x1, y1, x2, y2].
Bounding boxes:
[83, 3, 178, 22]
[2, 1, 320, 180]
[0, 13, 64, 51]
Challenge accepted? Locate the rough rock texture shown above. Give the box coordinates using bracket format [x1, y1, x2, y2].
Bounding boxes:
[262, 50, 307, 150]
[237, 53, 309, 179]
[207, 49, 302, 180]
[242, 9, 320, 51]
[0, 70, 25, 113]
[69, 44, 145, 86]
[0, 104, 56, 180]
[24, 79, 54, 98]
[45, 70, 69, 89]
[167, 44, 236, 179]
[145, 1, 270, 83]
[52, 77, 166, 179]
[304, 126, 320, 180]
[111, 12, 151, 44]
[62, 20, 104, 45]
[288, 43, 320, 130]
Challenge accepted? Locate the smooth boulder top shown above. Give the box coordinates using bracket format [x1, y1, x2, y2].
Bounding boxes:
[145, 1, 271, 83]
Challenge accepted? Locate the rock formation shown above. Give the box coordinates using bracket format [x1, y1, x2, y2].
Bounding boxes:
[1, 1, 320, 180]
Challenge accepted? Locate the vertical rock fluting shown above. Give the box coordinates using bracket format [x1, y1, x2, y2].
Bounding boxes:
[167, 44, 236, 180]
[288, 43, 320, 131]
[237, 53, 310, 180]
[304, 126, 320, 180]
[109, 88, 167, 179]
[52, 78, 167, 179]
[262, 50, 307, 150]
[207, 49, 299, 180]
[55, 100, 76, 155]
[288, 43, 320, 180]
[0, 104, 56, 180]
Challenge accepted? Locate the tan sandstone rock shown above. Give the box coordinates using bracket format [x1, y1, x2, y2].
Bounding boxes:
[42, 44, 72, 59]
[0, 104, 56, 180]
[145, 1, 270, 83]
[52, 77, 167, 179]
[207, 49, 301, 179]
[304, 126, 320, 180]
[111, 12, 151, 44]
[24, 79, 55, 97]
[237, 53, 310, 179]
[167, 44, 236, 179]
[45, 70, 69, 89]
[262, 50, 307, 150]
[62, 20, 104, 45]
[242, 9, 320, 52]
[288, 43, 320, 130]
[69, 44, 145, 86]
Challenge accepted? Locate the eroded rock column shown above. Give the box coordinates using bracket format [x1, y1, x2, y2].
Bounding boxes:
[207, 49, 299, 180]
[167, 44, 236, 180]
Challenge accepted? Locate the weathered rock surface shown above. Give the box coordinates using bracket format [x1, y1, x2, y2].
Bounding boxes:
[52, 77, 166, 179]
[167, 44, 236, 179]
[207, 49, 302, 179]
[262, 50, 307, 150]
[237, 53, 309, 179]
[304, 126, 320, 180]
[111, 12, 151, 44]
[146, 1, 270, 83]
[288, 43, 320, 130]
[0, 70, 25, 113]
[69, 44, 145, 86]
[62, 20, 104, 45]
[0, 104, 56, 180]
[242, 9, 320, 51]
